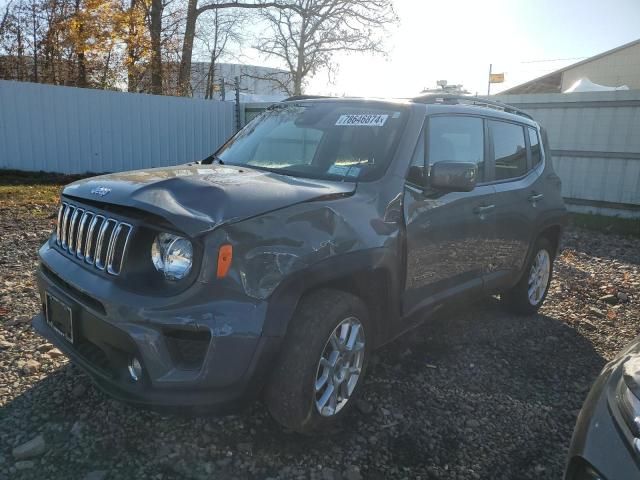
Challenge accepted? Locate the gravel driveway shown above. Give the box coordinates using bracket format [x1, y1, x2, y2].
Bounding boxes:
[1, 189, 638, 480]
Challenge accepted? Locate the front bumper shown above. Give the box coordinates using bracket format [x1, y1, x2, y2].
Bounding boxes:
[565, 359, 640, 479]
[33, 243, 282, 413]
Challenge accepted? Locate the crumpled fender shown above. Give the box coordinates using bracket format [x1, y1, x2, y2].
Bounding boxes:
[225, 202, 364, 300]
[211, 188, 405, 343]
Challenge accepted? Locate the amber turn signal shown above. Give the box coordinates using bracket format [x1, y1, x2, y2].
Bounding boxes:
[216, 244, 233, 278]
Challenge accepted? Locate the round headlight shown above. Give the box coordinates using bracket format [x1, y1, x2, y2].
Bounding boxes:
[151, 233, 193, 280]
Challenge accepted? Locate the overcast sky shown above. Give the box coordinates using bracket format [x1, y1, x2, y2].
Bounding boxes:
[284, 0, 640, 97]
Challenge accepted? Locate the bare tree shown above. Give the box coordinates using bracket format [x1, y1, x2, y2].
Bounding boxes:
[176, 0, 298, 97]
[0, 1, 13, 34]
[254, 0, 397, 95]
[147, 0, 163, 93]
[192, 6, 243, 98]
[0, 0, 39, 81]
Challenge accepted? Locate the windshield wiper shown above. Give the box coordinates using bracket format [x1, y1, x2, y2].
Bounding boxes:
[202, 153, 224, 165]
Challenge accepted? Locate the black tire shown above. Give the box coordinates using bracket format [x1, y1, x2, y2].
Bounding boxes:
[501, 237, 555, 315]
[265, 288, 370, 434]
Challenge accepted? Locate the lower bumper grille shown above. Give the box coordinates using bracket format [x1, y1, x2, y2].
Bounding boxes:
[164, 329, 211, 370]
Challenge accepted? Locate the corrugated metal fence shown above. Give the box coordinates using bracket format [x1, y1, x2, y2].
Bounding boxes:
[244, 93, 640, 217]
[2, 81, 639, 218]
[0, 80, 236, 174]
[493, 91, 640, 218]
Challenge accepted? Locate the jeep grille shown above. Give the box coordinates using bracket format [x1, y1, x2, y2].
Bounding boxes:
[55, 202, 132, 275]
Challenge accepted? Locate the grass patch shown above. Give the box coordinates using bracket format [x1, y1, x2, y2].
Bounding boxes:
[570, 212, 640, 238]
[0, 170, 94, 208]
[0, 184, 62, 207]
[0, 169, 91, 186]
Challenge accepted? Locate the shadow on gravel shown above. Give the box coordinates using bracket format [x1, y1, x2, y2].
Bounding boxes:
[2, 298, 605, 480]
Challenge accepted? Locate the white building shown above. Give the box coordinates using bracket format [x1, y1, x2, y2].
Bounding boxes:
[503, 38, 640, 94]
[189, 62, 291, 100]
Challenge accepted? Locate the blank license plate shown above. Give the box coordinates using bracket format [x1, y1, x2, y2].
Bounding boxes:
[45, 292, 74, 343]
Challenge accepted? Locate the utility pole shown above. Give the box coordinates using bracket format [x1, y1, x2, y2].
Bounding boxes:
[234, 76, 241, 132]
[487, 64, 492, 96]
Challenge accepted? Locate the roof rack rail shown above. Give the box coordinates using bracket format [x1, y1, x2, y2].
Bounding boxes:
[411, 94, 533, 120]
[283, 95, 334, 101]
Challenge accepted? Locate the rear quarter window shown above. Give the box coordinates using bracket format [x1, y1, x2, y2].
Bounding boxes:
[528, 127, 542, 167]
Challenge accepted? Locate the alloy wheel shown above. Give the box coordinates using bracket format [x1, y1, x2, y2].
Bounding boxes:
[528, 249, 551, 306]
[314, 316, 366, 417]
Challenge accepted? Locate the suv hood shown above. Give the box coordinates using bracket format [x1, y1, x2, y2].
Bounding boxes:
[63, 164, 356, 236]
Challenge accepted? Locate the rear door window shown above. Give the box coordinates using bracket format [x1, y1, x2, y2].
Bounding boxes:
[490, 120, 527, 181]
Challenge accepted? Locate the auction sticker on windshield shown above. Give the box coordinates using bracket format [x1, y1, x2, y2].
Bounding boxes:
[335, 114, 388, 127]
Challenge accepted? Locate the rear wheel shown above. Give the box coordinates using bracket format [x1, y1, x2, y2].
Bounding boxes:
[265, 289, 370, 434]
[501, 237, 554, 315]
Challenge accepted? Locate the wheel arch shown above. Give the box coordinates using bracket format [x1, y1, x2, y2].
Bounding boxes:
[537, 223, 563, 257]
[262, 248, 401, 348]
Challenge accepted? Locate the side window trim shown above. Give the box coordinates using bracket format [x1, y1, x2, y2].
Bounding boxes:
[524, 123, 533, 171]
[538, 127, 549, 167]
[404, 116, 427, 188]
[483, 117, 494, 183]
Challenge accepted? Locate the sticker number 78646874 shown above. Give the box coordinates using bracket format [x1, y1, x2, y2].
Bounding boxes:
[335, 114, 388, 127]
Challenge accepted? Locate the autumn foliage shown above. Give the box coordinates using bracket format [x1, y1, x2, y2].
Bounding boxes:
[0, 0, 396, 96]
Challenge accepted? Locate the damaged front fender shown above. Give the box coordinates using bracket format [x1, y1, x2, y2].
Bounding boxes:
[216, 186, 400, 301]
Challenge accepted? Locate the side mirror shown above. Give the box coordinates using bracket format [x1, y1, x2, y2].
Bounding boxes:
[407, 165, 427, 187]
[430, 161, 477, 192]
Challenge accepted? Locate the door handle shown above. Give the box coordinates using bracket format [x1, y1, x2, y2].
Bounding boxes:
[529, 193, 544, 203]
[473, 204, 495, 215]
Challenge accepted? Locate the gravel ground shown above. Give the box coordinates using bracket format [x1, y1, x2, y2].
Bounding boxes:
[1, 193, 639, 480]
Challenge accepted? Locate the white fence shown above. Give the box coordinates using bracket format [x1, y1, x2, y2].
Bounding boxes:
[0, 80, 236, 174]
[493, 91, 640, 218]
[244, 93, 640, 218]
[1, 81, 639, 218]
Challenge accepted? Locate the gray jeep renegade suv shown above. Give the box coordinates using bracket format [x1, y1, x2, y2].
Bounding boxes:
[33, 95, 567, 433]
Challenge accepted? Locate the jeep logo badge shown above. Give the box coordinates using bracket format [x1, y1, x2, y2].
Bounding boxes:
[90, 186, 111, 197]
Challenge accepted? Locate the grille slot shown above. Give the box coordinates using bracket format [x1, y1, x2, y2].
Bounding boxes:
[55, 202, 132, 276]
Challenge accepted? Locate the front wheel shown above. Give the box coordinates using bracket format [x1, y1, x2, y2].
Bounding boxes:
[501, 237, 555, 315]
[265, 289, 370, 434]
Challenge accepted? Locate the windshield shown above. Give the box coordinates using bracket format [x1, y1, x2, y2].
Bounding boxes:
[211, 103, 407, 182]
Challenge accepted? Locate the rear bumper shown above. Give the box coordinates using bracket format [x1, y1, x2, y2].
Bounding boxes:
[33, 243, 284, 413]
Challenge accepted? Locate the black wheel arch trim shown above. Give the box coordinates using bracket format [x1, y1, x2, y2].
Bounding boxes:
[262, 247, 401, 347]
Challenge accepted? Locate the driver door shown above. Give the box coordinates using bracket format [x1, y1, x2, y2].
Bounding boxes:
[403, 115, 497, 316]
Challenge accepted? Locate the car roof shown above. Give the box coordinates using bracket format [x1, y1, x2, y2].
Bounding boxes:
[422, 103, 539, 127]
[280, 95, 538, 127]
[280, 96, 413, 109]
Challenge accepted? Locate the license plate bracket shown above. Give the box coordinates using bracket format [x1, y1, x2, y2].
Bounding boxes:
[45, 292, 74, 343]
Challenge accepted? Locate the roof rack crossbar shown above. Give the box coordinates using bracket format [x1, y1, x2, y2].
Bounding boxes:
[283, 95, 334, 101]
[411, 94, 533, 120]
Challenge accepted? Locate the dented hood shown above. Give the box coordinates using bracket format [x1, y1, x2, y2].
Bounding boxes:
[63, 164, 356, 236]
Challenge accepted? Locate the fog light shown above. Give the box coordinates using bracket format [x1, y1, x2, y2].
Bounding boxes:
[128, 357, 142, 382]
